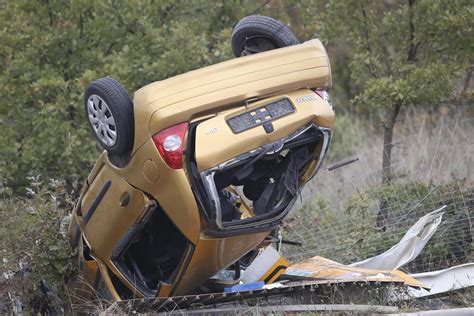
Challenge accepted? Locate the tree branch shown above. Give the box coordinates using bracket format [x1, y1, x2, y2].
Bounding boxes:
[460, 65, 473, 96]
[407, 0, 419, 62]
[361, 8, 372, 53]
[361, 6, 378, 78]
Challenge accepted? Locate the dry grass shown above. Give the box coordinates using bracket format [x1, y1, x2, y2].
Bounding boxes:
[302, 107, 473, 202]
[284, 107, 473, 271]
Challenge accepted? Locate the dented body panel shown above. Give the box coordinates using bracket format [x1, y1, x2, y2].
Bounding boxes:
[195, 89, 334, 171]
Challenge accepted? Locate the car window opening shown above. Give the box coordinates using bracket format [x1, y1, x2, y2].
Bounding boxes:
[114, 206, 189, 295]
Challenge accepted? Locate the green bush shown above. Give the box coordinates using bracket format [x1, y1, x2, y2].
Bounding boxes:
[0, 1, 259, 195]
[0, 176, 75, 313]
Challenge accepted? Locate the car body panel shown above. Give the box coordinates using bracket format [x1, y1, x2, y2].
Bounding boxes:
[172, 231, 270, 295]
[102, 140, 202, 244]
[79, 163, 151, 261]
[195, 89, 334, 171]
[68, 239, 100, 301]
[132, 39, 331, 153]
[76, 166, 270, 297]
[86, 152, 106, 185]
[284, 256, 427, 289]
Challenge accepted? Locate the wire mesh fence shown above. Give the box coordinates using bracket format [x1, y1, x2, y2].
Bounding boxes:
[282, 115, 474, 274]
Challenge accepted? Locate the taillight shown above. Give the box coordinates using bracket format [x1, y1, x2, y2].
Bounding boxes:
[314, 89, 329, 101]
[152, 122, 188, 169]
[313, 88, 331, 105]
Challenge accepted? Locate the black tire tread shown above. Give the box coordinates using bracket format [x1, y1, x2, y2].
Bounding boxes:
[84, 77, 134, 155]
[231, 15, 299, 57]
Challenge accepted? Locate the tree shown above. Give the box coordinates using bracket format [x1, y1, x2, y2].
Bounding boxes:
[309, 0, 473, 228]
[0, 0, 265, 195]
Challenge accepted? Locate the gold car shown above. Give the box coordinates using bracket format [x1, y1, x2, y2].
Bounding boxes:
[68, 15, 335, 300]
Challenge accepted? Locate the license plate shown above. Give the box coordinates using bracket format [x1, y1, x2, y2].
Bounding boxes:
[227, 98, 295, 133]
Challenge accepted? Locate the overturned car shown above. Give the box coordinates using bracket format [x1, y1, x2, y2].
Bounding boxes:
[68, 15, 335, 300]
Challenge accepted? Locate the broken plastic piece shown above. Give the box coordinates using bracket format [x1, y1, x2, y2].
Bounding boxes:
[240, 246, 289, 284]
[406, 263, 474, 298]
[224, 281, 265, 293]
[350, 205, 446, 270]
[284, 256, 427, 289]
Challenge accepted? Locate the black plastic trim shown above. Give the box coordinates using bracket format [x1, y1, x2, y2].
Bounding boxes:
[226, 98, 295, 134]
[83, 180, 111, 225]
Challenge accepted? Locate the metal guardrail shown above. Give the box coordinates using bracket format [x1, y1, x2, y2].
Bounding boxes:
[110, 280, 406, 313]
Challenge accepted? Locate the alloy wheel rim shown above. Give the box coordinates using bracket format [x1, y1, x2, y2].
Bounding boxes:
[87, 94, 117, 147]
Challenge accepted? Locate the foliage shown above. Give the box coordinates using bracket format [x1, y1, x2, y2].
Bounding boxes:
[318, 0, 473, 112]
[1, 0, 471, 189]
[0, 176, 75, 313]
[296, 0, 474, 184]
[0, 0, 265, 194]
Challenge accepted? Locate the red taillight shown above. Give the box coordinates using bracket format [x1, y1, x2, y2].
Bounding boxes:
[314, 88, 333, 107]
[314, 89, 326, 100]
[152, 122, 188, 169]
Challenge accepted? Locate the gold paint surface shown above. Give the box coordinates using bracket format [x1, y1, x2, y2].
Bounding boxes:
[194, 89, 334, 171]
[173, 231, 270, 295]
[80, 164, 149, 261]
[132, 39, 331, 152]
[142, 159, 160, 182]
[73, 38, 335, 299]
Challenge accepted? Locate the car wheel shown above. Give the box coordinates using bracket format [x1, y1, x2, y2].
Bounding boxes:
[84, 77, 134, 155]
[231, 15, 300, 57]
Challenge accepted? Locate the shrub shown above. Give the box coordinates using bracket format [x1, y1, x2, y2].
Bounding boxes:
[0, 176, 75, 313]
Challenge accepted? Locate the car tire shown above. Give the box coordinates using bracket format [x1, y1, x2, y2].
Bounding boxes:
[84, 77, 134, 155]
[231, 15, 300, 57]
